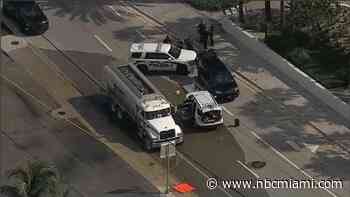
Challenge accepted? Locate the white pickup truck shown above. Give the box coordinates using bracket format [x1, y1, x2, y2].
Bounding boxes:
[103, 63, 183, 150]
[179, 91, 223, 128]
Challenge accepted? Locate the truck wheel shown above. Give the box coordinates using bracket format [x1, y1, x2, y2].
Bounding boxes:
[111, 103, 122, 121]
[143, 137, 153, 151]
[138, 64, 148, 73]
[116, 108, 123, 120]
[176, 64, 188, 75]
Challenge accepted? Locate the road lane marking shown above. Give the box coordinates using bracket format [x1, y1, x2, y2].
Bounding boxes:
[176, 151, 234, 197]
[303, 143, 320, 153]
[120, 1, 149, 24]
[242, 30, 255, 39]
[340, 2, 350, 8]
[93, 35, 113, 52]
[108, 5, 121, 17]
[237, 160, 260, 179]
[136, 30, 147, 39]
[223, 106, 235, 117]
[248, 130, 339, 197]
[286, 140, 302, 152]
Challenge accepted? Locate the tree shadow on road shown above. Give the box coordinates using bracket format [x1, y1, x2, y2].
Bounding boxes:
[40, 0, 127, 25]
[235, 86, 350, 181]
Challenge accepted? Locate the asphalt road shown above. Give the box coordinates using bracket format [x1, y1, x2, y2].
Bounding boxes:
[2, 0, 349, 197]
[1, 46, 159, 196]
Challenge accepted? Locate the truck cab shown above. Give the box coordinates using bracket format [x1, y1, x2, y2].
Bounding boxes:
[180, 91, 223, 128]
[137, 95, 183, 150]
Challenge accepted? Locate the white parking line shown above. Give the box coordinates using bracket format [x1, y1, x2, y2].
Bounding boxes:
[93, 35, 113, 52]
[237, 160, 260, 179]
[108, 5, 121, 17]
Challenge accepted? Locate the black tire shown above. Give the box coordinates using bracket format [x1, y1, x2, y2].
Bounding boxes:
[143, 137, 153, 151]
[138, 64, 149, 73]
[110, 103, 122, 121]
[176, 64, 188, 75]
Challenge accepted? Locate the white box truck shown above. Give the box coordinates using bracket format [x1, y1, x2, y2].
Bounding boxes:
[103, 63, 183, 150]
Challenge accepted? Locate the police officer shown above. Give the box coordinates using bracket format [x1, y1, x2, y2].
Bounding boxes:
[209, 24, 214, 46]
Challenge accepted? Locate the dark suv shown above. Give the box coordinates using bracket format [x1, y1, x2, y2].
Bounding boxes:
[3, 0, 49, 35]
[196, 50, 239, 103]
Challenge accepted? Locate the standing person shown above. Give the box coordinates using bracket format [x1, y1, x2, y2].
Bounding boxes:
[197, 20, 206, 43]
[163, 35, 172, 44]
[197, 20, 206, 36]
[202, 29, 209, 49]
[209, 24, 214, 46]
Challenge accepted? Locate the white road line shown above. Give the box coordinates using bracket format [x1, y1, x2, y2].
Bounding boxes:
[108, 5, 121, 17]
[242, 30, 255, 38]
[223, 106, 235, 117]
[285, 140, 302, 152]
[176, 151, 234, 197]
[119, 3, 131, 13]
[236, 160, 260, 179]
[340, 2, 350, 8]
[248, 130, 339, 197]
[136, 30, 147, 39]
[93, 35, 113, 52]
[120, 1, 149, 24]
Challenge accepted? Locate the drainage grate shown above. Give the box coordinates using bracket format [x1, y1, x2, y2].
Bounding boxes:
[249, 161, 266, 169]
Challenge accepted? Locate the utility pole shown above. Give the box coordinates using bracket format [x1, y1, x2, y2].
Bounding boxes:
[160, 141, 176, 195]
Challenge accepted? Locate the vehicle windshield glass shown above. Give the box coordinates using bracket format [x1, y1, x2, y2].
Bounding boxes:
[20, 3, 42, 18]
[144, 108, 171, 120]
[210, 72, 234, 85]
[168, 46, 181, 59]
[202, 110, 221, 121]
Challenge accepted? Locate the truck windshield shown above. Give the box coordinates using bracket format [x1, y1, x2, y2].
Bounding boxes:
[168, 46, 181, 59]
[201, 110, 222, 123]
[145, 108, 171, 120]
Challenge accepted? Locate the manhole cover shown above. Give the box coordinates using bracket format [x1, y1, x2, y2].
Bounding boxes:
[57, 111, 66, 116]
[250, 161, 266, 169]
[11, 41, 19, 45]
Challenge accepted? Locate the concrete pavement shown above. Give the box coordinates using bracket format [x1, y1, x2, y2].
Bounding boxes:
[0, 53, 159, 196]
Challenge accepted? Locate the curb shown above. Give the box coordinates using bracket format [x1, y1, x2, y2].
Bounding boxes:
[219, 17, 350, 122]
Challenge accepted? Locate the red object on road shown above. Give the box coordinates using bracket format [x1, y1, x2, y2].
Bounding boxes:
[173, 182, 195, 193]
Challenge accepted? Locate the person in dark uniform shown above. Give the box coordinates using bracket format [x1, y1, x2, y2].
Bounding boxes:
[197, 20, 206, 43]
[163, 35, 172, 44]
[209, 24, 214, 46]
[202, 29, 209, 49]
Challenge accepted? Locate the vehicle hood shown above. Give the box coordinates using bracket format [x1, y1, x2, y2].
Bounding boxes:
[147, 116, 176, 133]
[22, 16, 48, 26]
[177, 49, 197, 62]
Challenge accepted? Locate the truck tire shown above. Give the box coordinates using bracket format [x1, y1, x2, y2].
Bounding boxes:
[176, 64, 188, 75]
[111, 103, 123, 121]
[138, 64, 149, 74]
[143, 137, 153, 151]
